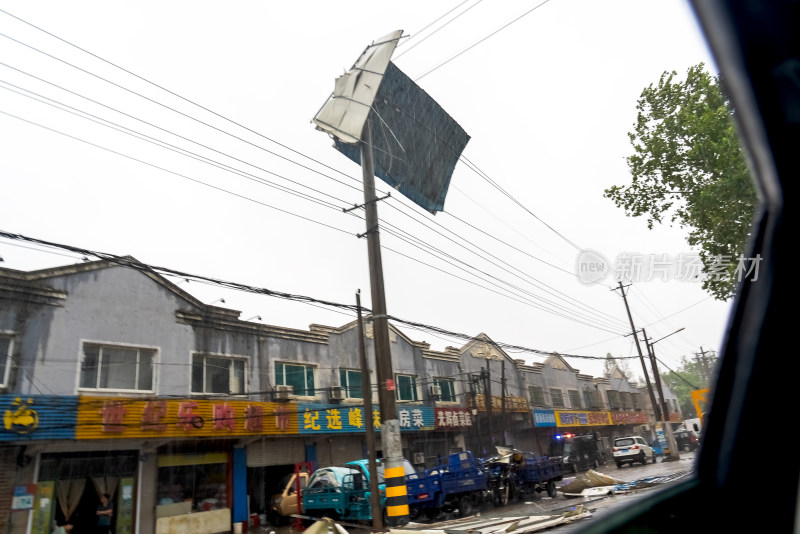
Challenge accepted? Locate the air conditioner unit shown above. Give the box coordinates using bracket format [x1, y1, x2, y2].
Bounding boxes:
[329, 386, 345, 401]
[430, 385, 442, 397]
[275, 385, 294, 400]
[413, 452, 425, 465]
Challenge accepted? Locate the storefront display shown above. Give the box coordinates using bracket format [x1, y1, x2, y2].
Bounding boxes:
[157, 453, 229, 515]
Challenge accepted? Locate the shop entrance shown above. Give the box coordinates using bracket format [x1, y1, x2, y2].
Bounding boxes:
[247, 464, 297, 518]
[37, 450, 138, 534]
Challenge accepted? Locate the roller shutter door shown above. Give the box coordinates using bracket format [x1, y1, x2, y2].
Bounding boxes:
[247, 437, 306, 467]
[315, 436, 364, 467]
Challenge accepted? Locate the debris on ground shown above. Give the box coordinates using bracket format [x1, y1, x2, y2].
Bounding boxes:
[559, 469, 694, 498]
[390, 507, 591, 534]
[559, 470, 623, 496]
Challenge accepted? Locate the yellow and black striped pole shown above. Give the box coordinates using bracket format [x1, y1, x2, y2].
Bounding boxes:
[382, 423, 410, 526]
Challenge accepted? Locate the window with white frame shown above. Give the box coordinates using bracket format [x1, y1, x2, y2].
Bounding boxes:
[434, 377, 457, 402]
[275, 362, 315, 396]
[395, 374, 418, 402]
[340, 368, 363, 399]
[1, 334, 13, 387]
[529, 385, 546, 406]
[568, 389, 582, 409]
[191, 354, 246, 395]
[550, 388, 565, 408]
[79, 342, 155, 391]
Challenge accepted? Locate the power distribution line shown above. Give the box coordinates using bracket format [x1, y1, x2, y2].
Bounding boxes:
[415, 0, 554, 81]
[0, 230, 642, 363]
[0, 8, 634, 340]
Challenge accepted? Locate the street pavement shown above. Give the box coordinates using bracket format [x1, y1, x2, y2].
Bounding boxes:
[259, 450, 699, 534]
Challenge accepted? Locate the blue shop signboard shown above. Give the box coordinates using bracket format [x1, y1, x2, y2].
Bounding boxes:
[1, 395, 78, 440]
[533, 409, 557, 427]
[299, 404, 434, 434]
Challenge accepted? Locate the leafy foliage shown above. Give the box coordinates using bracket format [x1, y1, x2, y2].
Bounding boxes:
[605, 64, 758, 300]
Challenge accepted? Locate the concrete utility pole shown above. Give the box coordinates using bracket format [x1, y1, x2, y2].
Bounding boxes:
[501, 357, 507, 446]
[613, 283, 660, 422]
[359, 122, 409, 527]
[696, 346, 713, 386]
[356, 290, 382, 530]
[470, 377, 484, 455]
[483, 365, 493, 450]
[643, 328, 680, 460]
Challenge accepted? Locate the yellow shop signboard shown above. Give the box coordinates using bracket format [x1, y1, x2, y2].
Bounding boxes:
[76, 396, 298, 439]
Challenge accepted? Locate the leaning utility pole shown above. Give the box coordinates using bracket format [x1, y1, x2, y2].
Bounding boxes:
[697, 346, 713, 386]
[470, 377, 484, 455]
[312, 31, 469, 527]
[360, 122, 409, 526]
[483, 364, 493, 449]
[613, 282, 660, 422]
[501, 357, 507, 446]
[356, 290, 382, 530]
[643, 328, 680, 460]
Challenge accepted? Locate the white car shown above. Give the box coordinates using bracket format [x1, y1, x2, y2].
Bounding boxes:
[612, 436, 656, 468]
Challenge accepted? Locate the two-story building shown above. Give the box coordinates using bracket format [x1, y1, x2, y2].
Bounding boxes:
[0, 259, 680, 534]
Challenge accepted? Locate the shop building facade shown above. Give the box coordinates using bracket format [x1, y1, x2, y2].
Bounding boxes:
[0, 260, 682, 534]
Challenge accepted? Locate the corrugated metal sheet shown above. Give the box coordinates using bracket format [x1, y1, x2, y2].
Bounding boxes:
[313, 30, 403, 144]
[75, 396, 299, 439]
[1, 395, 77, 441]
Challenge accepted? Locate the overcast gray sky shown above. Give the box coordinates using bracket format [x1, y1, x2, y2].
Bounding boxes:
[0, 0, 734, 379]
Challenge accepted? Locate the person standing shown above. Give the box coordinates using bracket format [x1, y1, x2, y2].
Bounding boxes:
[96, 494, 113, 534]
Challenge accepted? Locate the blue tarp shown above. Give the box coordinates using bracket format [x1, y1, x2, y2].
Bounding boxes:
[334, 62, 470, 214]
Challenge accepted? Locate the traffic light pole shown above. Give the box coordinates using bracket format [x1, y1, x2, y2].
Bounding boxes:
[360, 121, 409, 527]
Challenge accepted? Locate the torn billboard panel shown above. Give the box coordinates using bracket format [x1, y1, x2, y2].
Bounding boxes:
[333, 62, 470, 214]
[313, 30, 403, 144]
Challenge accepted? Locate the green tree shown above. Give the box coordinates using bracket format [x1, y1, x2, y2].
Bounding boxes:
[605, 64, 758, 300]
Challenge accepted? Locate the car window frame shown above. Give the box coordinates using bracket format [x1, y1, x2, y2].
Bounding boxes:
[577, 2, 797, 532]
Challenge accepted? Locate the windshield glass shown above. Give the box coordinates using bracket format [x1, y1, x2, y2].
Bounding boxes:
[0, 1, 760, 532]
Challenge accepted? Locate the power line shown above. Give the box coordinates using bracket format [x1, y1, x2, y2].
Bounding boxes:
[0, 8, 691, 360]
[415, 0, 554, 81]
[1, 97, 626, 335]
[0, 77, 629, 334]
[458, 154, 584, 252]
[0, 110, 356, 237]
[380, 223, 627, 334]
[379, 99, 588, 256]
[0, 93, 624, 334]
[0, 10, 369, 194]
[0, 78, 352, 211]
[395, 0, 487, 60]
[0, 9, 634, 339]
[0, 230, 641, 363]
[382, 200, 628, 330]
[656, 357, 701, 390]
